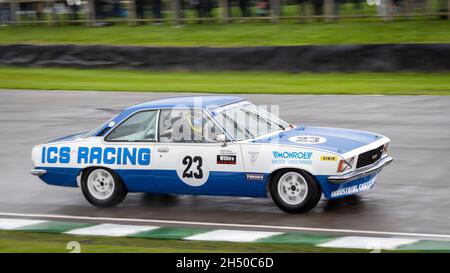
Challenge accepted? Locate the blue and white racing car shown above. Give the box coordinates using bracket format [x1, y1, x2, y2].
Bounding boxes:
[31, 96, 393, 213]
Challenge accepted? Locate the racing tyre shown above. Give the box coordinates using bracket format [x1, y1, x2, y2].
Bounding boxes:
[270, 169, 322, 213]
[81, 168, 128, 208]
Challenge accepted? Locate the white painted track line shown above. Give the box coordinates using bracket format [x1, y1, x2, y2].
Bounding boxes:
[65, 223, 159, 237]
[0, 218, 47, 230]
[319, 236, 418, 250]
[185, 229, 282, 242]
[0, 212, 450, 240]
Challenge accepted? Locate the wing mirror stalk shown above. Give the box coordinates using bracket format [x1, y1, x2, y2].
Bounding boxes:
[215, 134, 227, 147]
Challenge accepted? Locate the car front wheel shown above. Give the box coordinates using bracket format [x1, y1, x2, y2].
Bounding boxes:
[270, 170, 322, 213]
[81, 168, 127, 208]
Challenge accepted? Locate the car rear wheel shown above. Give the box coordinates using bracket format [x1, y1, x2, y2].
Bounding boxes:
[81, 168, 127, 208]
[270, 170, 322, 213]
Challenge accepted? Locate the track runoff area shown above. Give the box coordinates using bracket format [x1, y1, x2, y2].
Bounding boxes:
[0, 212, 448, 271]
[1, 212, 449, 252]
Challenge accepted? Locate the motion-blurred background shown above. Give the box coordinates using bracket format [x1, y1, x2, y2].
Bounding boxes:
[0, 0, 448, 94]
[0, 0, 449, 25]
[0, 0, 449, 253]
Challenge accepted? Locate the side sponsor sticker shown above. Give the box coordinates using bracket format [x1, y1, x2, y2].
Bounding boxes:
[248, 151, 259, 165]
[330, 176, 377, 198]
[41, 146, 151, 166]
[320, 155, 338, 161]
[272, 151, 313, 165]
[246, 173, 265, 181]
[217, 155, 237, 165]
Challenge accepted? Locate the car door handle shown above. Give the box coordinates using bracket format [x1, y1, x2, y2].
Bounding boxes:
[157, 147, 169, 153]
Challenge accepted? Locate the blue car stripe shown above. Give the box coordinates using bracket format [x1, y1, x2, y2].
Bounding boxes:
[36, 166, 377, 199]
[37, 167, 268, 197]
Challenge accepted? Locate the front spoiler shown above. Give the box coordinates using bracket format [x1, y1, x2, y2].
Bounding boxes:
[327, 156, 393, 184]
[30, 169, 47, 176]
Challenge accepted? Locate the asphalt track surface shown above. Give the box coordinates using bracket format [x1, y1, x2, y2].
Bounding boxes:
[1, 90, 449, 237]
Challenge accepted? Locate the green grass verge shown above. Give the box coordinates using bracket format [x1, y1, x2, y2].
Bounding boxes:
[0, 20, 449, 46]
[0, 230, 366, 253]
[1, 67, 449, 95]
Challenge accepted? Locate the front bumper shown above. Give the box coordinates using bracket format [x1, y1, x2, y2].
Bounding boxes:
[327, 156, 393, 184]
[30, 169, 47, 176]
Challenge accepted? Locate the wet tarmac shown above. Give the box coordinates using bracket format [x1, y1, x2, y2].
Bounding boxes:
[1, 90, 449, 236]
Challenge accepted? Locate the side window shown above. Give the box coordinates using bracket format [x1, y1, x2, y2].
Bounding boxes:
[105, 111, 157, 142]
[159, 109, 221, 143]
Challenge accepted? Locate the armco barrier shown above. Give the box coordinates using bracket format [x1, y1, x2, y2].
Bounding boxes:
[0, 44, 449, 72]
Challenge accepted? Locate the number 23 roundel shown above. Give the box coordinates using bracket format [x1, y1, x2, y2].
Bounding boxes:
[176, 154, 210, 187]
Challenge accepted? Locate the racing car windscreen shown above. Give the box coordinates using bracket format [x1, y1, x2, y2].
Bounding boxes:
[210, 101, 290, 141]
[81, 113, 120, 139]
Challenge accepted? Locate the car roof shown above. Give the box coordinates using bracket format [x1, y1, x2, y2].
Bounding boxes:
[124, 96, 245, 111]
[89, 96, 246, 137]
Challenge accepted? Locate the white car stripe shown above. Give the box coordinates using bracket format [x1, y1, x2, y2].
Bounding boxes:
[185, 229, 282, 242]
[65, 223, 159, 237]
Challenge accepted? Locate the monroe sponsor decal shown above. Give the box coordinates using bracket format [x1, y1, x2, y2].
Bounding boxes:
[217, 155, 237, 164]
[320, 155, 338, 161]
[288, 135, 327, 144]
[272, 151, 313, 165]
[41, 146, 151, 166]
[330, 177, 377, 198]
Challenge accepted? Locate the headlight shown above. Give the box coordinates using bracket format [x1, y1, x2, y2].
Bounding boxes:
[337, 157, 355, 173]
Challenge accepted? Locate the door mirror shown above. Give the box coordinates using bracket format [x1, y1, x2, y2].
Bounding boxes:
[215, 134, 226, 142]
